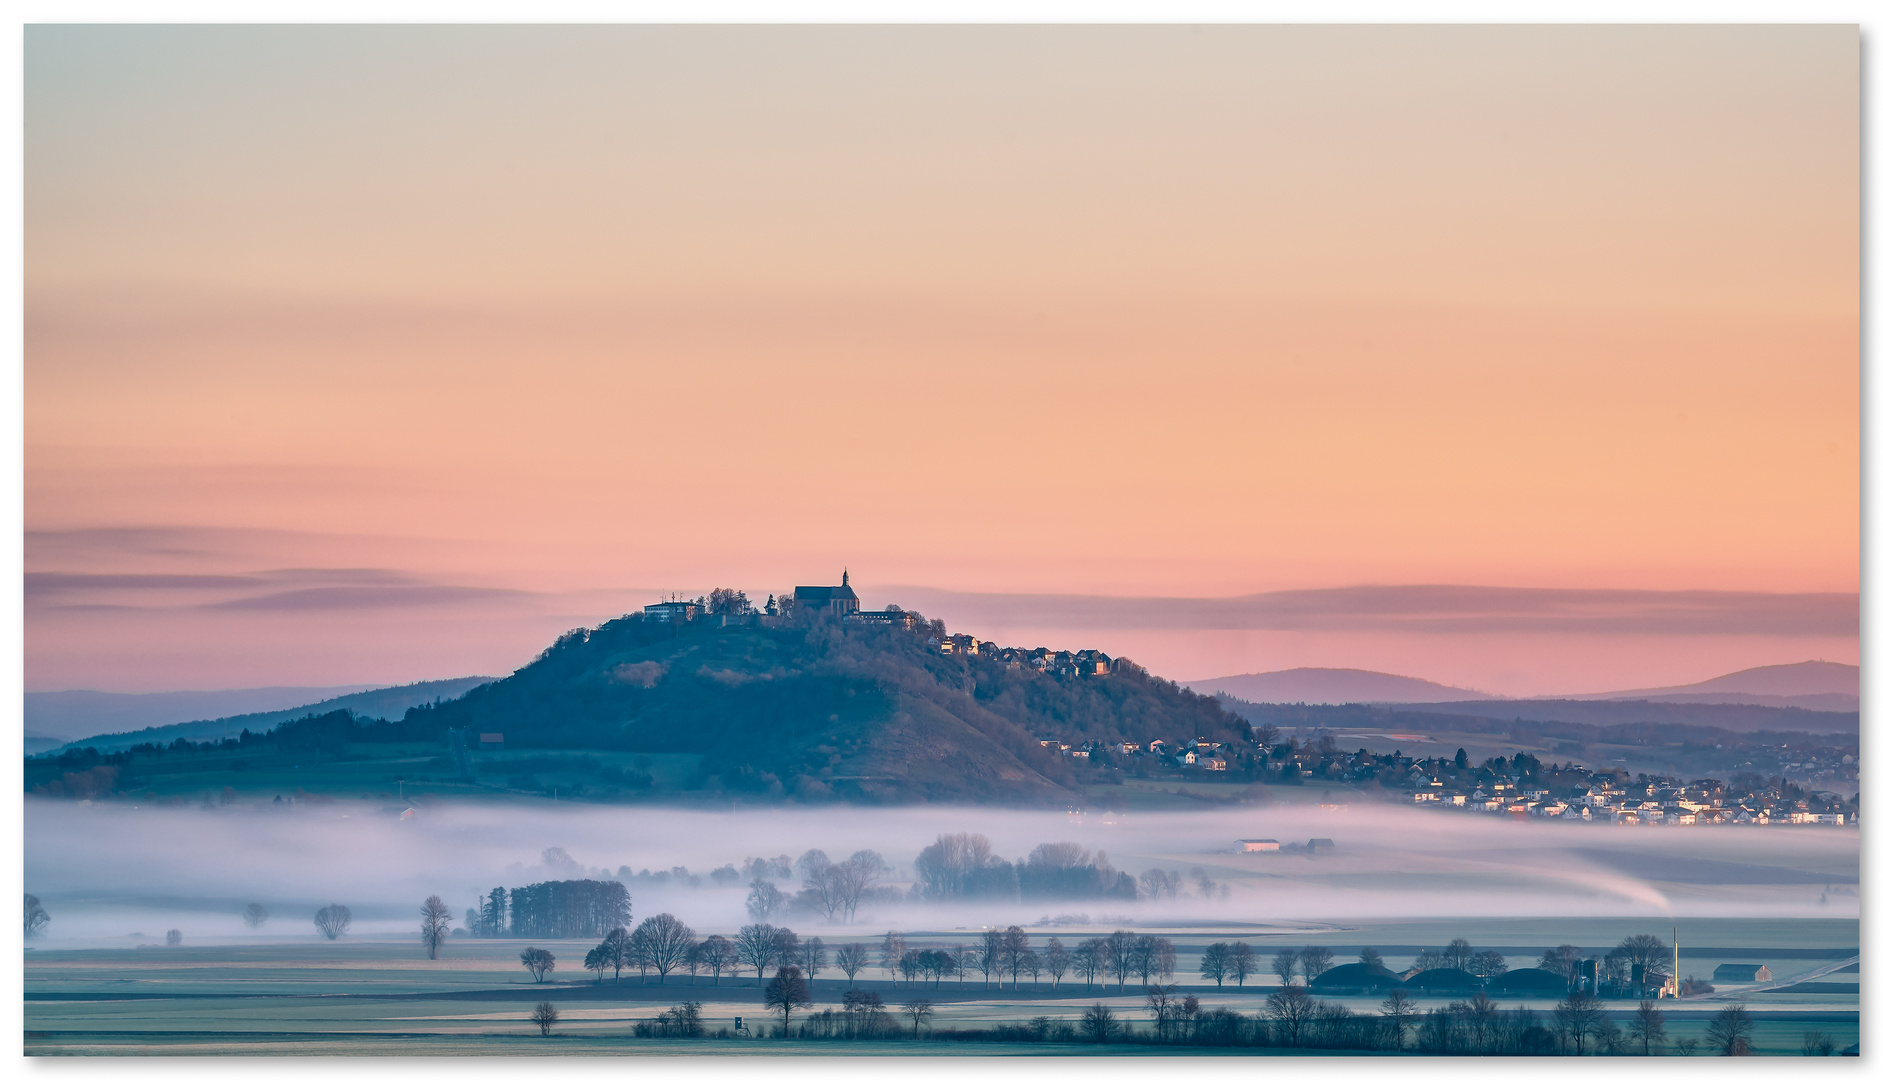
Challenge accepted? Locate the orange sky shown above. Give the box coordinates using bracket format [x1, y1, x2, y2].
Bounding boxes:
[24, 25, 1858, 693]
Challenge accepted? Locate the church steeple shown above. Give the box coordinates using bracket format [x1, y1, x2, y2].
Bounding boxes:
[842, 568, 849, 586]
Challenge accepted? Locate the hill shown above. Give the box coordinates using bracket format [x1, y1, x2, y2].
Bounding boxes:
[24, 684, 385, 746]
[1185, 668, 1491, 705]
[49, 679, 499, 755]
[1572, 660, 1857, 711]
[28, 612, 1247, 806]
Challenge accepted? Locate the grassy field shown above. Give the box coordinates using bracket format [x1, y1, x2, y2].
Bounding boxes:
[25, 918, 1856, 1056]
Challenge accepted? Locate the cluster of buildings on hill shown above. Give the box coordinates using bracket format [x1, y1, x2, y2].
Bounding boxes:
[641, 573, 1120, 678]
[1038, 737, 1232, 771]
[941, 636, 1115, 677]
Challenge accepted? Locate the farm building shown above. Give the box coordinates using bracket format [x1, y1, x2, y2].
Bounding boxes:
[1712, 964, 1773, 982]
[1238, 839, 1281, 853]
[1310, 963, 1403, 994]
[1402, 968, 1484, 996]
[1487, 968, 1569, 997]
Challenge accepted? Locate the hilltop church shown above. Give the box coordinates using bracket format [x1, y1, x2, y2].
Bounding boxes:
[794, 570, 861, 616]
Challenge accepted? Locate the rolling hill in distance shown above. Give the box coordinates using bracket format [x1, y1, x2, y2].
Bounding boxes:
[25, 685, 386, 746]
[44, 679, 499, 755]
[1184, 660, 1856, 712]
[1185, 668, 1493, 705]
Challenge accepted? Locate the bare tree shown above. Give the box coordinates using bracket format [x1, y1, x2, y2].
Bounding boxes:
[24, 894, 49, 939]
[601, 926, 632, 980]
[1538, 944, 1582, 980]
[1230, 942, 1257, 987]
[1073, 939, 1104, 989]
[1553, 992, 1605, 1055]
[419, 895, 452, 960]
[1442, 938, 1474, 970]
[1299, 945, 1334, 983]
[1151, 937, 1177, 984]
[835, 942, 869, 987]
[530, 1001, 559, 1036]
[830, 851, 887, 923]
[900, 998, 934, 1038]
[637, 913, 695, 983]
[1705, 1004, 1754, 1056]
[736, 923, 786, 982]
[696, 934, 734, 985]
[1380, 989, 1418, 1049]
[975, 929, 1002, 986]
[1359, 946, 1387, 974]
[165, 929, 182, 946]
[878, 930, 906, 984]
[1044, 937, 1071, 989]
[1618, 934, 1672, 991]
[241, 903, 268, 930]
[520, 946, 556, 983]
[1146, 984, 1176, 1042]
[1466, 950, 1507, 977]
[1107, 931, 1136, 987]
[1271, 948, 1300, 987]
[1200, 942, 1231, 987]
[1629, 996, 1666, 1055]
[1800, 1030, 1836, 1056]
[801, 936, 826, 986]
[764, 965, 812, 1035]
[746, 880, 784, 923]
[1001, 926, 1032, 988]
[1264, 985, 1317, 1047]
[1463, 992, 1498, 1053]
[1080, 1003, 1119, 1043]
[313, 904, 351, 941]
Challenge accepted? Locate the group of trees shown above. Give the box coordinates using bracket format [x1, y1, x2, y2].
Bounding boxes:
[472, 880, 630, 938]
[912, 834, 1138, 903]
[745, 849, 888, 924]
[551, 974, 1770, 1055]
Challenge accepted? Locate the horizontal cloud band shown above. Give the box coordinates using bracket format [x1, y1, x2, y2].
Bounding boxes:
[892, 584, 1857, 637]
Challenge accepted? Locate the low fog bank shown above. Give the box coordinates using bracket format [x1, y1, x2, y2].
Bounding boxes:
[23, 801, 1857, 947]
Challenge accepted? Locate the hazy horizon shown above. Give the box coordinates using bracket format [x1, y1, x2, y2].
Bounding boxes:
[24, 800, 1857, 948]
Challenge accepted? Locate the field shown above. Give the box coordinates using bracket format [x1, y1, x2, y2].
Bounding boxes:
[25, 917, 1856, 1056]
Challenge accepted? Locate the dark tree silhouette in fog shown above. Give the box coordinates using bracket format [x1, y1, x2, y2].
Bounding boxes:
[765, 965, 811, 1035]
[420, 895, 452, 959]
[24, 894, 48, 939]
[530, 1001, 560, 1036]
[314, 903, 351, 940]
[242, 903, 269, 929]
[520, 946, 557, 983]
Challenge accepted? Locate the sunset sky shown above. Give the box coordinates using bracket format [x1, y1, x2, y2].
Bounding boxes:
[24, 25, 1857, 694]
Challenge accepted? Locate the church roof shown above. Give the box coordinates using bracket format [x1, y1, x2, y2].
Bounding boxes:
[796, 584, 859, 602]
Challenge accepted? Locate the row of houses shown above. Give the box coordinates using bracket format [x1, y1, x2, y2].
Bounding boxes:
[939, 635, 1114, 677]
[1407, 781, 1854, 825]
[1037, 737, 1231, 771]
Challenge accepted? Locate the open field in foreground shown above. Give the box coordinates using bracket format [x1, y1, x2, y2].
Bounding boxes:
[26, 917, 1856, 1056]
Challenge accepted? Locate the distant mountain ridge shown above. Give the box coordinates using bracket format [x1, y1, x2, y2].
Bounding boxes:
[1185, 668, 1493, 705]
[1187, 660, 1855, 712]
[25, 685, 385, 744]
[46, 678, 499, 755]
[1572, 660, 1856, 711]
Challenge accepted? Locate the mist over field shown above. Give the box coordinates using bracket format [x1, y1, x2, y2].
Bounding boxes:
[24, 799, 1856, 947]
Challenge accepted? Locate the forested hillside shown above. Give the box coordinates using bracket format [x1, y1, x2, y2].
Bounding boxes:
[401, 609, 1245, 804]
